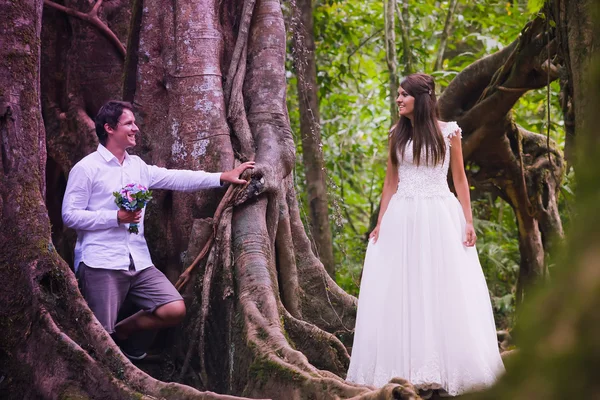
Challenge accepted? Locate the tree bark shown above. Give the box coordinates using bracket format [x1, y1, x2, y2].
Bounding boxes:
[384, 0, 399, 125]
[0, 1, 237, 398]
[395, 0, 413, 75]
[291, 0, 336, 277]
[551, 0, 594, 169]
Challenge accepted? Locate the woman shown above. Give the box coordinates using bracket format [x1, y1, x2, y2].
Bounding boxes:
[346, 73, 505, 398]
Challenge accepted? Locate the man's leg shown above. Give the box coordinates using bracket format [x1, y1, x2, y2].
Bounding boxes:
[113, 266, 185, 340]
[77, 262, 129, 334]
[113, 300, 185, 340]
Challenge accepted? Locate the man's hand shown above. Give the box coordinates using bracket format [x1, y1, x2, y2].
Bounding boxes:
[117, 209, 142, 224]
[220, 161, 256, 185]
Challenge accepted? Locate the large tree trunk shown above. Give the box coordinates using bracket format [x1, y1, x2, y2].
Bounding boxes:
[551, 0, 594, 168]
[291, 0, 336, 277]
[0, 1, 237, 398]
[132, 0, 399, 396]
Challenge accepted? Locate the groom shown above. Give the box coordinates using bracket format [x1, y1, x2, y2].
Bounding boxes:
[62, 100, 254, 359]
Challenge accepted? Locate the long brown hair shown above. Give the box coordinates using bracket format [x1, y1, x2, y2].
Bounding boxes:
[389, 73, 445, 167]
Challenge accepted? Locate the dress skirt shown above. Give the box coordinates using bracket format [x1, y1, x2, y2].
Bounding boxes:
[346, 193, 505, 395]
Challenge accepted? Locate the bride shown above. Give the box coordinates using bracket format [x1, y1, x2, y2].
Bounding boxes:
[346, 73, 505, 397]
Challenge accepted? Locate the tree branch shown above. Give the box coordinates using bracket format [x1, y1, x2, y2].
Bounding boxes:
[395, 0, 413, 74]
[346, 29, 383, 71]
[90, 0, 103, 16]
[384, 0, 399, 124]
[43, 0, 126, 58]
[433, 0, 459, 71]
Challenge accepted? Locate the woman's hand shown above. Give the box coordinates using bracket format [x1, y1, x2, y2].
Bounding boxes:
[220, 161, 256, 184]
[464, 222, 477, 247]
[369, 225, 381, 244]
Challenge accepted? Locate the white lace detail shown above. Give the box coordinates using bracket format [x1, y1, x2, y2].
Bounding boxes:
[348, 354, 503, 396]
[394, 122, 460, 198]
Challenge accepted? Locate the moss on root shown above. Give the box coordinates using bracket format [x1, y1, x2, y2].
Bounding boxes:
[247, 355, 305, 388]
[58, 384, 90, 400]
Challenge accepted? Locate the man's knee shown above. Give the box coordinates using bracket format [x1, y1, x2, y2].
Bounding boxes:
[155, 300, 186, 325]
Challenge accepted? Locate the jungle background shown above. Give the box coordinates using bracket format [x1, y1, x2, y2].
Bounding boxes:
[288, 0, 570, 333]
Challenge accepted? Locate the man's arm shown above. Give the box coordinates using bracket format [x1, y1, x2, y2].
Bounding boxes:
[147, 165, 222, 191]
[62, 165, 119, 230]
[147, 161, 255, 191]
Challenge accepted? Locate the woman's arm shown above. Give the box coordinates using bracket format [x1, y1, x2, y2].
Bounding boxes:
[449, 133, 476, 246]
[370, 152, 399, 243]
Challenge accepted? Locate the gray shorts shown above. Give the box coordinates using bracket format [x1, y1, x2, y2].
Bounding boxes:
[77, 260, 183, 333]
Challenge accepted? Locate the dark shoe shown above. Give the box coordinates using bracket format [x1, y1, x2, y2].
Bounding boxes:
[110, 333, 147, 361]
[120, 346, 147, 361]
[419, 389, 434, 399]
[437, 388, 453, 398]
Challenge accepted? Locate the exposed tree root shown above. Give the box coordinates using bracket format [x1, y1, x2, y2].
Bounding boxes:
[286, 179, 357, 338]
[224, 0, 257, 160]
[282, 311, 350, 376]
[244, 0, 296, 192]
[274, 177, 302, 319]
[229, 193, 417, 399]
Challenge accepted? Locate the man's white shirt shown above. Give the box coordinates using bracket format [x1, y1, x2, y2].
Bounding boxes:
[62, 144, 222, 272]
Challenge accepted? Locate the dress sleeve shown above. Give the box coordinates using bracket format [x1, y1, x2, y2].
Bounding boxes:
[446, 121, 462, 139]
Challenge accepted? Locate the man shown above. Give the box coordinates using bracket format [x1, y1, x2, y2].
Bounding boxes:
[62, 100, 254, 359]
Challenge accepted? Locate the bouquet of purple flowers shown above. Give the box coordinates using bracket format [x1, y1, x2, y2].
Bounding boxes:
[113, 183, 153, 234]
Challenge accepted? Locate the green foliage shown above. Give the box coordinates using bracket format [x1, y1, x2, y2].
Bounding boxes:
[527, 0, 546, 15]
[288, 0, 574, 330]
[472, 196, 520, 329]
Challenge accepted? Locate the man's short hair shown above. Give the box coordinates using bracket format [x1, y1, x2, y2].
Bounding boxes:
[95, 100, 134, 145]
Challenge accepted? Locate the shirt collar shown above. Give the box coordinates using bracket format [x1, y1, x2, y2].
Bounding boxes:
[97, 144, 129, 164]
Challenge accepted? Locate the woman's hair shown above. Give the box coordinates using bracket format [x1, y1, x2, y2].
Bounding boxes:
[389, 73, 445, 167]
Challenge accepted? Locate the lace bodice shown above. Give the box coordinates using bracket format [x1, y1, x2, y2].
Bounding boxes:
[395, 121, 462, 198]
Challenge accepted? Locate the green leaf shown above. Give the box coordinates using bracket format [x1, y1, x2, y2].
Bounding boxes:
[527, 0, 545, 15]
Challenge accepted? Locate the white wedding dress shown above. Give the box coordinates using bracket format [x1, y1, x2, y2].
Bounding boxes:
[346, 122, 505, 396]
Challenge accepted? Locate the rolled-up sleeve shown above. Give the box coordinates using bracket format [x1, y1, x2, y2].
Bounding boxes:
[62, 165, 119, 230]
[147, 164, 222, 191]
